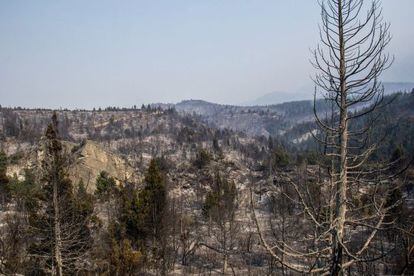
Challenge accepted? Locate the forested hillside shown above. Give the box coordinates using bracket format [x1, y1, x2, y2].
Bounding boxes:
[281, 91, 414, 160]
[1, 0, 414, 274]
[152, 89, 414, 142]
[0, 106, 277, 274]
[0, 101, 413, 274]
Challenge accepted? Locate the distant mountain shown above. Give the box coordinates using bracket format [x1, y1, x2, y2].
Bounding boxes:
[243, 82, 414, 106]
[175, 99, 222, 116]
[241, 90, 310, 106]
[280, 91, 414, 159]
[171, 98, 330, 137]
[169, 87, 414, 141]
[383, 82, 414, 94]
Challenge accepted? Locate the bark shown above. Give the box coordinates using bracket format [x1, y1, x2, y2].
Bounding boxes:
[53, 170, 63, 276]
[223, 253, 228, 275]
[331, 1, 348, 275]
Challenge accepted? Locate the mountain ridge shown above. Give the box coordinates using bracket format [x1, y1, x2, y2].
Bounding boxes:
[242, 81, 414, 106]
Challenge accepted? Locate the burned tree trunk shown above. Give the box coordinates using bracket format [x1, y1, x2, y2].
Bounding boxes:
[27, 112, 92, 274]
[251, 0, 397, 274]
[52, 170, 63, 276]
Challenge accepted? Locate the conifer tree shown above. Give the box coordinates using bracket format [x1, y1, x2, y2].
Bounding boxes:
[95, 170, 117, 200]
[113, 159, 169, 273]
[203, 172, 238, 274]
[251, 0, 399, 274]
[0, 150, 9, 205]
[29, 112, 92, 275]
[137, 158, 168, 268]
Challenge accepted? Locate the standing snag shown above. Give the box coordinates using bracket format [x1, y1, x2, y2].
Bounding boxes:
[251, 0, 400, 274]
[29, 113, 92, 275]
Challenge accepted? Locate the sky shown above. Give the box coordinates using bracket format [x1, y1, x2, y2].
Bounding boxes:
[0, 0, 413, 109]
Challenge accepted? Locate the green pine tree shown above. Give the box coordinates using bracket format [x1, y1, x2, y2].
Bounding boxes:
[0, 150, 10, 204]
[138, 159, 167, 241]
[95, 170, 117, 200]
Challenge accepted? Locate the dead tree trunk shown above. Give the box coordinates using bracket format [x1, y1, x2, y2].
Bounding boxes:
[53, 172, 63, 276]
[332, 1, 348, 273]
[251, 0, 396, 274]
[34, 112, 92, 274]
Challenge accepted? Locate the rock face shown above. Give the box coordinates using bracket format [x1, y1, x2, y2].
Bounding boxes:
[69, 140, 136, 193]
[6, 139, 136, 193]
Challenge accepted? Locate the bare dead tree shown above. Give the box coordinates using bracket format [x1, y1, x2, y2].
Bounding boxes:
[202, 172, 240, 274]
[0, 212, 29, 274]
[28, 113, 92, 275]
[176, 196, 199, 267]
[251, 0, 402, 274]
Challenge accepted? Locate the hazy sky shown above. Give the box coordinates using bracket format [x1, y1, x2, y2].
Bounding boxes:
[1, 1, 413, 109]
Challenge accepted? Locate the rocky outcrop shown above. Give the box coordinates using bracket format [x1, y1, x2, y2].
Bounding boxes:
[69, 140, 136, 193]
[6, 139, 136, 193]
